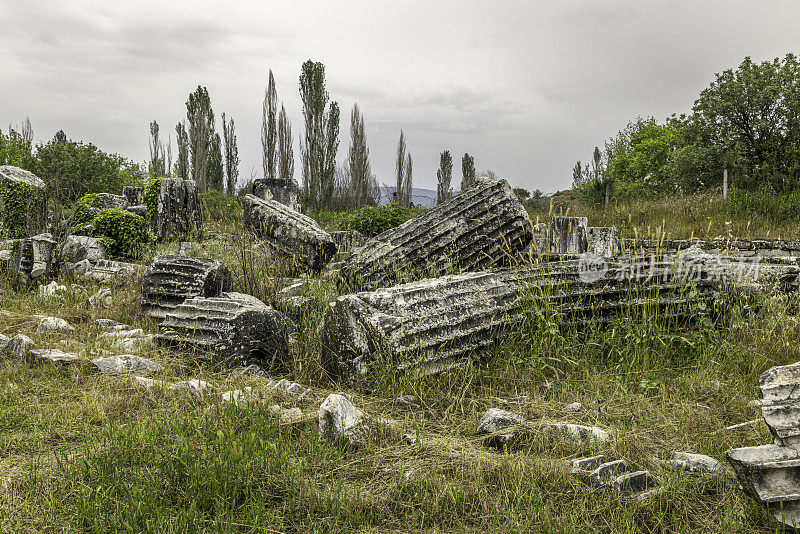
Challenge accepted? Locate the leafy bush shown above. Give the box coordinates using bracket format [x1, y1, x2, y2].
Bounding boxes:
[72, 193, 100, 225]
[92, 208, 149, 259]
[0, 179, 43, 238]
[335, 203, 419, 237]
[144, 177, 162, 220]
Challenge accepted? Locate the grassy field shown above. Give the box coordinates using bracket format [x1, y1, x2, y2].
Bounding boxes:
[1, 194, 799, 532]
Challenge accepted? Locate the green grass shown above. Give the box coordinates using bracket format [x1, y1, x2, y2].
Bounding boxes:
[1, 197, 798, 532]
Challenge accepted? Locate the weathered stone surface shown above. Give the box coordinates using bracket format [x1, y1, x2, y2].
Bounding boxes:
[564, 402, 584, 413]
[123, 186, 144, 206]
[94, 318, 127, 332]
[476, 408, 525, 447]
[10, 233, 56, 285]
[141, 255, 232, 318]
[587, 460, 629, 487]
[586, 227, 619, 259]
[340, 177, 532, 289]
[157, 297, 294, 368]
[96, 193, 128, 210]
[36, 316, 75, 334]
[172, 379, 214, 397]
[727, 361, 800, 530]
[30, 348, 79, 364]
[571, 455, 606, 473]
[665, 452, 721, 474]
[242, 194, 337, 271]
[252, 178, 301, 212]
[91, 354, 163, 375]
[126, 205, 147, 217]
[318, 393, 371, 448]
[550, 217, 588, 255]
[613, 471, 657, 496]
[82, 259, 140, 284]
[152, 178, 203, 241]
[58, 235, 107, 265]
[0, 165, 47, 238]
[2, 334, 34, 358]
[319, 272, 520, 380]
[89, 287, 112, 308]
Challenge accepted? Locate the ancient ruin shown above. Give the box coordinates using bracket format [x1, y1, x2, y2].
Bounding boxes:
[252, 178, 301, 212]
[156, 296, 294, 368]
[0, 165, 48, 238]
[10, 233, 56, 286]
[340, 177, 533, 290]
[242, 194, 337, 271]
[151, 178, 203, 241]
[141, 255, 233, 318]
[727, 361, 800, 529]
[319, 272, 520, 380]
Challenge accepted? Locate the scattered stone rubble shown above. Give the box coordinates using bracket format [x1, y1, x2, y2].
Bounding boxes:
[91, 354, 163, 375]
[251, 178, 301, 212]
[242, 194, 337, 271]
[727, 361, 800, 530]
[141, 255, 232, 318]
[340, 177, 533, 290]
[571, 455, 660, 501]
[0, 165, 48, 237]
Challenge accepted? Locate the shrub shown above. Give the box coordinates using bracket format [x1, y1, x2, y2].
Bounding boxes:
[72, 193, 100, 225]
[92, 208, 149, 259]
[144, 177, 162, 220]
[336, 203, 419, 237]
[0, 178, 45, 238]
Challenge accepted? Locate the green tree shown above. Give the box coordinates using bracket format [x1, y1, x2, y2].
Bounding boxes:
[262, 69, 278, 180]
[186, 85, 215, 191]
[512, 187, 530, 202]
[299, 60, 339, 209]
[221, 113, 239, 195]
[348, 103, 374, 207]
[436, 150, 453, 204]
[0, 119, 35, 170]
[461, 153, 475, 191]
[277, 104, 294, 182]
[36, 130, 142, 202]
[206, 132, 223, 191]
[175, 121, 189, 179]
[692, 53, 800, 189]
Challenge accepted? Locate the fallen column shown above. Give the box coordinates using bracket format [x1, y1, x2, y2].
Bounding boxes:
[340, 177, 533, 290]
[242, 194, 337, 271]
[252, 178, 301, 212]
[157, 296, 294, 368]
[319, 272, 521, 380]
[141, 255, 232, 318]
[727, 362, 800, 530]
[152, 178, 203, 241]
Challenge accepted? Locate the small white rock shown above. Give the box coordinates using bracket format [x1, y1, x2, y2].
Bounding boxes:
[564, 402, 584, 413]
[36, 316, 75, 334]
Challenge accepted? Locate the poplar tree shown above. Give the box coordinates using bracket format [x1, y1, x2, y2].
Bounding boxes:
[262, 70, 278, 180]
[222, 113, 239, 194]
[436, 150, 453, 204]
[186, 85, 215, 191]
[461, 153, 475, 191]
[277, 104, 294, 181]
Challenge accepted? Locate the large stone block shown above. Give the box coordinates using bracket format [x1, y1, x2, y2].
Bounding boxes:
[0, 165, 48, 238]
[252, 178, 301, 212]
[10, 233, 56, 285]
[152, 178, 203, 241]
[157, 296, 294, 368]
[141, 255, 232, 318]
[340, 177, 533, 290]
[319, 272, 521, 380]
[242, 194, 337, 271]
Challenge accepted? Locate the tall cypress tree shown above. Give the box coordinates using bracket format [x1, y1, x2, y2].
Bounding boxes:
[461, 153, 475, 191]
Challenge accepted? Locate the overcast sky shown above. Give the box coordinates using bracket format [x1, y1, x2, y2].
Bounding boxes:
[1, 1, 798, 194]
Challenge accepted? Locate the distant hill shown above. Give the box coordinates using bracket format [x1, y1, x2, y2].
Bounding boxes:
[377, 186, 438, 208]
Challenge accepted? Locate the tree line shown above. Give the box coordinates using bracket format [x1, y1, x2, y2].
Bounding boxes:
[574, 53, 800, 204]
